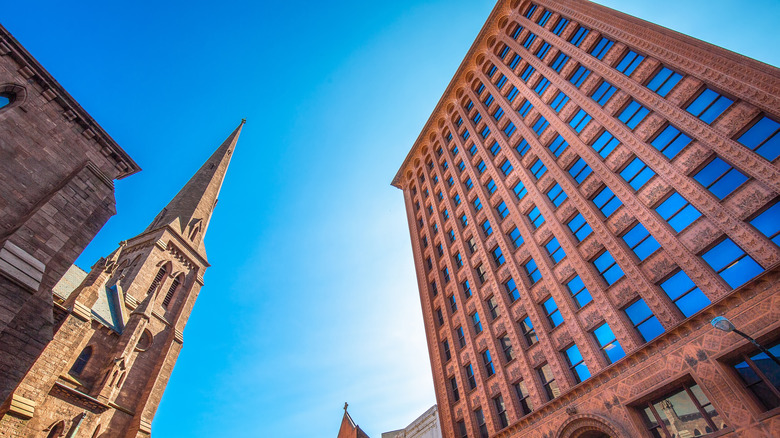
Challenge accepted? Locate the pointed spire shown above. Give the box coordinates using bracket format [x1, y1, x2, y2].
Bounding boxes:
[146, 120, 245, 255]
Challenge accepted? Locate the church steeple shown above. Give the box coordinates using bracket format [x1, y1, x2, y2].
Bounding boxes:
[146, 120, 245, 255]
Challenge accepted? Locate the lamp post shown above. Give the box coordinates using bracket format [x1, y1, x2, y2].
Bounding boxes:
[711, 316, 780, 367]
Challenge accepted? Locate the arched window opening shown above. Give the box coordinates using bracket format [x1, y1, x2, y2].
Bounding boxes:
[116, 372, 126, 388]
[69, 346, 92, 376]
[46, 421, 65, 438]
[0, 93, 12, 109]
[163, 275, 182, 307]
[90, 425, 101, 438]
[147, 267, 167, 295]
[136, 329, 153, 352]
[109, 370, 119, 387]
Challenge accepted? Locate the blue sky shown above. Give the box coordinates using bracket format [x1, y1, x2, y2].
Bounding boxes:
[3, 1, 779, 437]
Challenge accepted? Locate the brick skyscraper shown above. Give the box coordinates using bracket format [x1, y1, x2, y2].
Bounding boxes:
[392, 1, 779, 437]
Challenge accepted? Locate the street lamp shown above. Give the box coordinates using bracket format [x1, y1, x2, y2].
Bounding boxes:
[711, 316, 780, 367]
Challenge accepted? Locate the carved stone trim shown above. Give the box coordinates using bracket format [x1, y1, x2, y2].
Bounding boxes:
[7, 393, 35, 419]
[0, 240, 45, 292]
[155, 239, 167, 251]
[174, 329, 184, 344]
[71, 302, 92, 321]
[125, 294, 139, 310]
[195, 274, 205, 286]
[556, 413, 626, 438]
[139, 419, 152, 434]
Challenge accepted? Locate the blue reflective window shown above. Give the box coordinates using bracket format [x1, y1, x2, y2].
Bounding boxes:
[521, 65, 536, 82]
[523, 33, 537, 49]
[750, 201, 780, 245]
[620, 157, 655, 191]
[505, 278, 520, 302]
[551, 91, 569, 113]
[492, 246, 506, 266]
[625, 299, 664, 342]
[567, 275, 592, 308]
[520, 316, 538, 345]
[535, 78, 551, 96]
[494, 106, 505, 121]
[511, 24, 524, 40]
[473, 197, 483, 211]
[456, 117, 463, 127]
[618, 100, 650, 129]
[570, 65, 591, 87]
[686, 88, 734, 124]
[443, 267, 451, 283]
[659, 270, 711, 318]
[506, 86, 519, 103]
[546, 237, 566, 264]
[460, 214, 468, 227]
[646, 66, 682, 97]
[500, 159, 513, 176]
[565, 344, 591, 383]
[464, 177, 473, 190]
[570, 109, 592, 133]
[457, 326, 466, 347]
[473, 111, 482, 124]
[615, 50, 644, 76]
[465, 363, 476, 388]
[516, 138, 531, 156]
[496, 201, 509, 219]
[547, 183, 568, 207]
[568, 213, 592, 242]
[537, 10, 552, 26]
[552, 17, 569, 35]
[693, 157, 748, 200]
[490, 141, 501, 156]
[486, 179, 497, 195]
[446, 132, 453, 143]
[518, 99, 534, 117]
[0, 95, 11, 109]
[593, 186, 622, 218]
[568, 158, 592, 184]
[592, 130, 620, 158]
[480, 125, 491, 139]
[498, 45, 510, 60]
[509, 54, 522, 69]
[536, 41, 551, 60]
[737, 116, 780, 161]
[485, 93, 494, 106]
[592, 81, 617, 106]
[569, 26, 590, 47]
[593, 323, 625, 364]
[622, 222, 661, 260]
[487, 64, 497, 78]
[513, 180, 527, 199]
[590, 36, 614, 60]
[454, 252, 462, 269]
[481, 349, 494, 376]
[651, 125, 691, 160]
[530, 159, 547, 179]
[548, 134, 569, 157]
[550, 53, 569, 72]
[482, 219, 493, 236]
[505, 121, 517, 137]
[655, 192, 701, 232]
[532, 115, 550, 136]
[702, 238, 763, 289]
[593, 250, 624, 285]
[524, 3, 537, 18]
[509, 226, 524, 248]
[476, 159, 487, 174]
[453, 193, 461, 206]
[528, 206, 545, 229]
[543, 296, 563, 327]
[496, 73, 508, 89]
[462, 129, 471, 140]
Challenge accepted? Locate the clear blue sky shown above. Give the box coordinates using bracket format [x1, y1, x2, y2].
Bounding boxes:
[3, 1, 778, 437]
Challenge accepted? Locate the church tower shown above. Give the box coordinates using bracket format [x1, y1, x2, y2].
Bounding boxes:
[0, 121, 244, 438]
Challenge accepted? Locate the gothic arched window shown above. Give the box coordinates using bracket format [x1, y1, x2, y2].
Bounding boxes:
[46, 421, 64, 438]
[163, 274, 183, 307]
[0, 93, 12, 109]
[69, 346, 92, 376]
[147, 267, 167, 295]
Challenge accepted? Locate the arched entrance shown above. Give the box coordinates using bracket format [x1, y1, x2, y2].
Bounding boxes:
[557, 413, 624, 438]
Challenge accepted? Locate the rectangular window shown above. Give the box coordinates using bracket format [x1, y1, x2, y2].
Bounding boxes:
[504, 121, 517, 137]
[487, 296, 499, 319]
[655, 191, 701, 232]
[550, 52, 569, 72]
[737, 115, 780, 161]
[443, 267, 451, 283]
[431, 280, 439, 296]
[659, 269, 711, 318]
[486, 179, 497, 195]
[485, 93, 494, 106]
[543, 296, 562, 327]
[472, 312, 483, 334]
[509, 226, 524, 248]
[625, 298, 664, 342]
[545, 237, 566, 263]
[492, 246, 506, 266]
[475, 408, 488, 438]
[591, 81, 617, 106]
[436, 308, 444, 326]
[537, 9, 552, 26]
[514, 381, 534, 415]
[457, 421, 467, 438]
[615, 49, 644, 76]
[536, 41, 551, 60]
[569, 108, 592, 133]
[453, 194, 461, 206]
[494, 395, 509, 430]
[506, 86, 519, 102]
[518, 99, 534, 117]
[534, 77, 550, 96]
[523, 32, 537, 49]
[473, 196, 483, 211]
[473, 111, 483, 124]
[468, 237, 478, 254]
[651, 125, 691, 160]
[457, 326, 466, 348]
[460, 214, 468, 228]
[448, 176, 454, 187]
[646, 66, 682, 97]
[532, 115, 550, 135]
[454, 252, 463, 269]
[450, 376, 460, 401]
[693, 157, 748, 200]
[618, 100, 650, 129]
[590, 36, 614, 60]
[568, 157, 592, 184]
[526, 258, 542, 284]
[443, 339, 451, 361]
[530, 159, 547, 179]
[552, 17, 569, 35]
[569, 26, 590, 47]
[482, 219, 493, 236]
[496, 201, 509, 219]
[509, 53, 522, 69]
[516, 138, 531, 156]
[751, 201, 780, 245]
[521, 65, 536, 82]
[730, 340, 780, 411]
[551, 91, 569, 113]
[511, 24, 524, 40]
[639, 383, 725, 437]
[466, 99, 475, 111]
[450, 294, 457, 313]
[505, 278, 520, 302]
[592, 130, 620, 158]
[493, 107, 505, 122]
[621, 157, 656, 191]
[513, 180, 527, 199]
[448, 228, 456, 243]
[686, 87, 734, 124]
[568, 212, 592, 242]
[623, 222, 661, 260]
[498, 45, 510, 60]
[462, 280, 472, 298]
[566, 275, 592, 308]
[538, 363, 560, 400]
[593, 323, 625, 364]
[593, 250, 624, 285]
[457, 160, 466, 172]
[476, 83, 486, 96]
[528, 205, 545, 229]
[466, 363, 477, 389]
[520, 316, 538, 345]
[462, 129, 471, 140]
[547, 183, 568, 207]
[593, 186, 623, 218]
[464, 177, 473, 190]
[570, 65, 591, 87]
[500, 336, 514, 362]
[564, 344, 591, 383]
[480, 125, 491, 139]
[496, 74, 507, 89]
[476, 263, 487, 284]
[482, 349, 494, 376]
[500, 159, 513, 176]
[548, 134, 569, 157]
[702, 238, 763, 289]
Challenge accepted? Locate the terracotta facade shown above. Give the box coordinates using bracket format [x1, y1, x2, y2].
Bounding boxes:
[392, 1, 780, 437]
